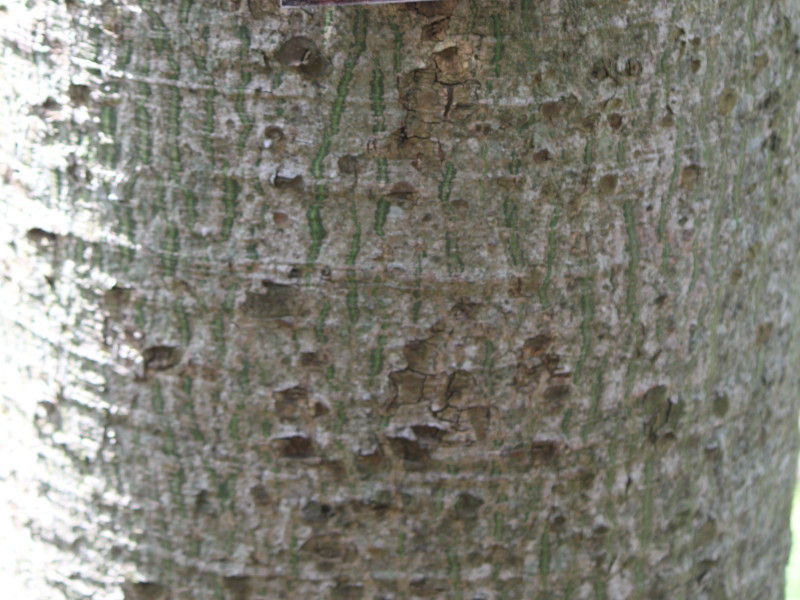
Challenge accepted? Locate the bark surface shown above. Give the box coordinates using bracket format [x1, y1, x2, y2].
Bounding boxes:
[2, 0, 800, 598]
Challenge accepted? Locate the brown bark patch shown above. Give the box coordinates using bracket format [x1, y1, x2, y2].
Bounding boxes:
[403, 337, 438, 373]
[388, 369, 426, 407]
[104, 284, 132, 311]
[444, 81, 479, 122]
[275, 385, 309, 417]
[659, 107, 676, 128]
[355, 446, 384, 475]
[409, 578, 449, 596]
[271, 434, 313, 458]
[755, 321, 774, 347]
[222, 576, 251, 600]
[122, 581, 167, 600]
[388, 433, 429, 462]
[452, 491, 483, 520]
[337, 154, 360, 174]
[410, 0, 457, 18]
[242, 283, 298, 319]
[399, 68, 439, 112]
[299, 351, 327, 368]
[411, 423, 446, 440]
[590, 59, 610, 81]
[433, 46, 466, 85]
[26, 227, 58, 249]
[718, 88, 738, 115]
[312, 401, 330, 417]
[387, 181, 418, 205]
[508, 270, 544, 298]
[574, 467, 596, 490]
[517, 334, 559, 380]
[142, 345, 182, 371]
[301, 500, 334, 523]
[640, 385, 684, 440]
[332, 581, 364, 599]
[680, 164, 703, 190]
[577, 113, 600, 134]
[263, 125, 285, 152]
[274, 36, 330, 79]
[271, 172, 304, 191]
[521, 334, 553, 358]
[450, 298, 481, 319]
[68, 83, 90, 106]
[712, 392, 729, 417]
[445, 369, 475, 407]
[421, 18, 449, 42]
[501, 444, 530, 471]
[463, 405, 490, 439]
[693, 519, 717, 548]
[624, 58, 642, 77]
[529, 440, 560, 465]
[598, 174, 618, 195]
[543, 377, 571, 408]
[539, 95, 578, 122]
[300, 534, 357, 562]
[250, 484, 270, 506]
[641, 384, 668, 414]
[472, 122, 493, 135]
[193, 490, 215, 516]
[381, 128, 444, 172]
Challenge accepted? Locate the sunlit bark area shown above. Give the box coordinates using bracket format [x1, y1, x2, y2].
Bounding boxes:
[2, 0, 800, 598]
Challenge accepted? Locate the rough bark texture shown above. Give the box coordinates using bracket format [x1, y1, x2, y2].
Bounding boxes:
[2, 0, 800, 598]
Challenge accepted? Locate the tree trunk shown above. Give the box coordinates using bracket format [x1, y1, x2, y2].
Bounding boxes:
[2, 0, 800, 598]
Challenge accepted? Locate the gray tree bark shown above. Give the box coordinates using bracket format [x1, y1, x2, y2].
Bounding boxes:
[2, 0, 800, 598]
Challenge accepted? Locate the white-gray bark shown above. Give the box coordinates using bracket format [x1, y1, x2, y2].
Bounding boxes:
[2, 0, 800, 598]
